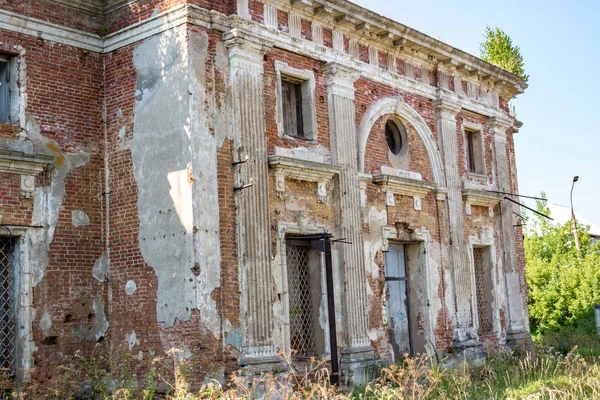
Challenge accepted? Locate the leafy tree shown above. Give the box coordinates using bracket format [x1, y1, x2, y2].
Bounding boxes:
[524, 193, 600, 334]
[480, 26, 529, 83]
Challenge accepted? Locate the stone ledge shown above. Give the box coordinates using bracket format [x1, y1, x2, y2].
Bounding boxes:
[0, 149, 53, 175]
[0, 149, 53, 198]
[268, 155, 342, 202]
[372, 173, 436, 210]
[462, 188, 503, 216]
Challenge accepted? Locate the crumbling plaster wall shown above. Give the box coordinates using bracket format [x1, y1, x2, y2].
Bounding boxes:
[104, 23, 237, 382]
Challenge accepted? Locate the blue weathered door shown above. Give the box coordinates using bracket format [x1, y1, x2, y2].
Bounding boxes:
[384, 244, 410, 361]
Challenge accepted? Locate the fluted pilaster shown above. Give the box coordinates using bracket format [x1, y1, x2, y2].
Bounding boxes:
[489, 117, 528, 338]
[225, 30, 276, 363]
[324, 63, 370, 350]
[434, 93, 475, 340]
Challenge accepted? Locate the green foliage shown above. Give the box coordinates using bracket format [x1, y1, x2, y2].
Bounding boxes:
[524, 193, 600, 334]
[480, 26, 529, 83]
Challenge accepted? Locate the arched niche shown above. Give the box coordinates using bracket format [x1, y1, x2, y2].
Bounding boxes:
[357, 97, 445, 187]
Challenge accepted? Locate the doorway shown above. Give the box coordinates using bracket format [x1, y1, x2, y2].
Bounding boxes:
[384, 242, 426, 361]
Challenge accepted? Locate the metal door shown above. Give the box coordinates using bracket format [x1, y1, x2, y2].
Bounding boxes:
[384, 244, 411, 361]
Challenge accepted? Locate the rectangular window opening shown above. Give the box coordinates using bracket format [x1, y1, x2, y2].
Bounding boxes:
[281, 77, 305, 139]
[465, 129, 484, 175]
[0, 57, 10, 124]
[0, 237, 17, 375]
[286, 243, 325, 359]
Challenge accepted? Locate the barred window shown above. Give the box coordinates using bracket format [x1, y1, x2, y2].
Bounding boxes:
[473, 246, 493, 336]
[0, 237, 17, 374]
[286, 243, 325, 359]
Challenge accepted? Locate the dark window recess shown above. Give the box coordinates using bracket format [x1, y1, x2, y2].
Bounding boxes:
[0, 59, 9, 124]
[385, 119, 406, 156]
[466, 130, 476, 173]
[0, 237, 17, 375]
[281, 79, 304, 138]
[465, 129, 484, 174]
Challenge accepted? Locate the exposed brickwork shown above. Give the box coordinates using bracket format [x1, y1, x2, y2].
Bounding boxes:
[0, 0, 528, 389]
[264, 48, 330, 152]
[0, 27, 106, 382]
[0, 0, 102, 33]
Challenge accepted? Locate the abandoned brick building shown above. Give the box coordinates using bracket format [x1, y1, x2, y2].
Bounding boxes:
[0, 0, 531, 387]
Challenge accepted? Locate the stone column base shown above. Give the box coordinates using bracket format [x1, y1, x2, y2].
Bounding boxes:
[238, 356, 289, 397]
[443, 338, 485, 368]
[505, 330, 534, 355]
[340, 346, 380, 386]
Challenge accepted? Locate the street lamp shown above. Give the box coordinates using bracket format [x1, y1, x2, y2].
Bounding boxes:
[570, 176, 581, 254]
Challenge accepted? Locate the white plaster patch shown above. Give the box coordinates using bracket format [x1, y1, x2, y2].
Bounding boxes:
[39, 312, 52, 332]
[71, 298, 109, 341]
[364, 206, 388, 278]
[125, 280, 137, 295]
[125, 330, 140, 350]
[72, 210, 90, 227]
[93, 252, 109, 282]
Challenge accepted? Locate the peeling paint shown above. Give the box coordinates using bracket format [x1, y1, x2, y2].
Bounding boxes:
[223, 320, 242, 351]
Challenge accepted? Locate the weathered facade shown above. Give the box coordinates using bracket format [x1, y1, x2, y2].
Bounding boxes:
[0, 0, 531, 386]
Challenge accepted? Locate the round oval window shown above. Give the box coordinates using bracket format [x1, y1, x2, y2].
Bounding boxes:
[385, 120, 406, 156]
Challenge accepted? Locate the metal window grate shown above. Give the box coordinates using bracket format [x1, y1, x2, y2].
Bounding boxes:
[287, 245, 317, 359]
[474, 248, 492, 335]
[0, 237, 16, 374]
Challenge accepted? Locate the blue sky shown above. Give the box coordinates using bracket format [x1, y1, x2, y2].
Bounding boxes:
[354, 0, 600, 227]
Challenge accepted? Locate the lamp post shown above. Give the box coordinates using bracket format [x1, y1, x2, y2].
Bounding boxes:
[570, 176, 581, 254]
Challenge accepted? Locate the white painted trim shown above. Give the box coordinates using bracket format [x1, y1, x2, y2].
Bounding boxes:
[273, 60, 318, 141]
[275, 219, 332, 357]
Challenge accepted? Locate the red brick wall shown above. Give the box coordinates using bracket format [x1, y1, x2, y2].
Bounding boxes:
[363, 114, 434, 182]
[0, 0, 101, 33]
[264, 48, 330, 152]
[0, 29, 106, 380]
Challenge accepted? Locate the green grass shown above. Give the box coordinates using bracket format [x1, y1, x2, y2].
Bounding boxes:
[3, 334, 600, 399]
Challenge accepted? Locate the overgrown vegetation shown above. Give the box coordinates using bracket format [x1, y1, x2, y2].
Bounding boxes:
[2, 344, 600, 399]
[480, 26, 529, 83]
[524, 194, 600, 337]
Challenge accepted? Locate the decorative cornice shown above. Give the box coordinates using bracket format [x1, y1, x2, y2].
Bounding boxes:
[488, 115, 514, 139]
[433, 89, 461, 117]
[462, 189, 502, 208]
[268, 155, 341, 202]
[372, 173, 436, 210]
[0, 148, 54, 198]
[0, 149, 53, 175]
[373, 174, 436, 198]
[0, 8, 103, 52]
[0, 2, 523, 113]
